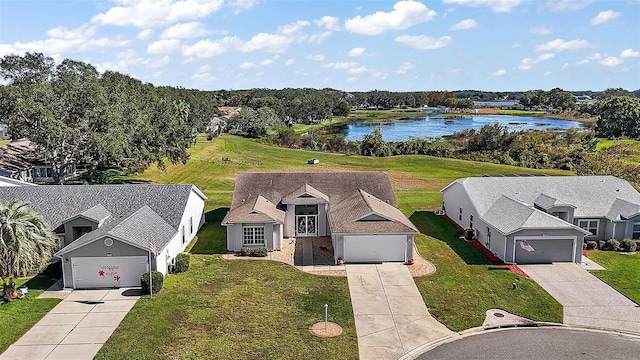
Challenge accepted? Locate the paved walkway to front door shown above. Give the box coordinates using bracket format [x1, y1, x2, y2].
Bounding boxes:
[0, 285, 140, 360]
[346, 263, 453, 360]
[520, 263, 640, 334]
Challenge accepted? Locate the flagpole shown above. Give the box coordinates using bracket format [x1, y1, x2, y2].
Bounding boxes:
[149, 247, 153, 299]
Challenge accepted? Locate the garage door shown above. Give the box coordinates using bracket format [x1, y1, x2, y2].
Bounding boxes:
[71, 256, 149, 289]
[514, 238, 575, 264]
[343, 235, 406, 263]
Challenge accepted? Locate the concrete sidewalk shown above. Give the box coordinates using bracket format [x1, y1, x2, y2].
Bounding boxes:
[346, 263, 453, 360]
[521, 263, 640, 334]
[0, 285, 141, 360]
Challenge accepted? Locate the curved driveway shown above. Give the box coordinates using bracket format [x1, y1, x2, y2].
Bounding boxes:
[418, 327, 640, 360]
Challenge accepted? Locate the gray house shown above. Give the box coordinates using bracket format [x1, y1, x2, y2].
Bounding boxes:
[442, 175, 640, 264]
[0, 184, 207, 288]
[0, 123, 9, 140]
[222, 172, 419, 263]
[0, 138, 76, 183]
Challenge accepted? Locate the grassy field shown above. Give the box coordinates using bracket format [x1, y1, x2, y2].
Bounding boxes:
[0, 276, 60, 354]
[412, 212, 563, 331]
[293, 118, 346, 134]
[596, 139, 638, 151]
[586, 251, 640, 304]
[95, 256, 358, 360]
[0, 139, 10, 146]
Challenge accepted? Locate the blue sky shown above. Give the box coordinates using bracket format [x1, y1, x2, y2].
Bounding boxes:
[0, 0, 638, 92]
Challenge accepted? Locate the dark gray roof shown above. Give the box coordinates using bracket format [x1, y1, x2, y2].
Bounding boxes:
[0, 184, 201, 232]
[0, 138, 48, 173]
[57, 205, 176, 255]
[65, 204, 112, 224]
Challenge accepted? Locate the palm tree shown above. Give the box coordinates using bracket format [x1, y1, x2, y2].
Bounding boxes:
[0, 200, 58, 299]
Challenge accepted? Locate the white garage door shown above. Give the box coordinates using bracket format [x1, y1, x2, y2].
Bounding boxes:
[514, 238, 576, 264]
[343, 235, 407, 263]
[71, 256, 149, 289]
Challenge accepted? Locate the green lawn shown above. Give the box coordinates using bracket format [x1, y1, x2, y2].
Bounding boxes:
[0, 276, 60, 354]
[0, 139, 10, 146]
[412, 212, 563, 331]
[293, 118, 346, 134]
[587, 251, 640, 304]
[95, 255, 357, 360]
[596, 139, 638, 151]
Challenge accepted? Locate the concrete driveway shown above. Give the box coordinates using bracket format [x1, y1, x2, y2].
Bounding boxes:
[346, 263, 453, 360]
[520, 263, 640, 334]
[0, 287, 140, 360]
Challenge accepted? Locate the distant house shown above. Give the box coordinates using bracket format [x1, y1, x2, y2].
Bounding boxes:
[223, 172, 419, 263]
[442, 175, 640, 264]
[206, 116, 227, 136]
[219, 106, 241, 117]
[0, 184, 207, 289]
[0, 124, 9, 140]
[0, 138, 76, 183]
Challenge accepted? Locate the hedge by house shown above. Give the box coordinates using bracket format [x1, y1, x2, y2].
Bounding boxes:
[240, 246, 268, 257]
[174, 253, 190, 273]
[141, 271, 164, 295]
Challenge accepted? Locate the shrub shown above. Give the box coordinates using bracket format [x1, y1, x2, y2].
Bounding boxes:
[598, 240, 607, 250]
[621, 238, 637, 252]
[606, 238, 620, 251]
[240, 246, 268, 257]
[586, 241, 597, 250]
[635, 240, 640, 249]
[174, 253, 190, 273]
[141, 271, 164, 295]
[582, 242, 587, 250]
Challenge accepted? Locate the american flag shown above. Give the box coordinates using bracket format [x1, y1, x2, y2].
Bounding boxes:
[149, 242, 157, 256]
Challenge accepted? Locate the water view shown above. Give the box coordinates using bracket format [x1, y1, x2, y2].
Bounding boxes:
[343, 114, 584, 142]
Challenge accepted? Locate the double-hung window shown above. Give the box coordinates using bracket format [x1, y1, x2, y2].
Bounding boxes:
[633, 222, 640, 240]
[243, 226, 265, 246]
[469, 214, 474, 229]
[459, 207, 463, 221]
[578, 219, 599, 236]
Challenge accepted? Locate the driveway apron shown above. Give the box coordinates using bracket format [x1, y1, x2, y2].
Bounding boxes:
[0, 287, 140, 360]
[346, 263, 452, 360]
[520, 263, 640, 334]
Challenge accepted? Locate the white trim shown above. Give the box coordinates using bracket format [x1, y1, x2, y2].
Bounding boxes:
[577, 218, 600, 237]
[512, 235, 577, 263]
[243, 225, 265, 246]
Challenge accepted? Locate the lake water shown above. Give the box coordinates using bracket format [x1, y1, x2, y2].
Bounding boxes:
[343, 114, 584, 142]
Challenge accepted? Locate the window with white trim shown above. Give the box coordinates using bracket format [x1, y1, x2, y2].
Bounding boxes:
[189, 216, 193, 234]
[181, 225, 186, 244]
[578, 219, 599, 236]
[633, 222, 640, 240]
[243, 226, 265, 246]
[459, 207, 463, 221]
[469, 214, 474, 229]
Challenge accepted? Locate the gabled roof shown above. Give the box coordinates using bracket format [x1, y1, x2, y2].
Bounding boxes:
[0, 184, 206, 232]
[608, 198, 640, 221]
[482, 196, 588, 235]
[56, 206, 176, 255]
[223, 195, 285, 224]
[329, 189, 418, 234]
[444, 176, 640, 221]
[282, 183, 330, 204]
[63, 204, 111, 224]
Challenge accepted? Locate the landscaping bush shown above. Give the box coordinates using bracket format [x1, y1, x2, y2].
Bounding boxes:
[635, 240, 640, 249]
[141, 271, 164, 295]
[41, 261, 63, 279]
[606, 238, 621, 251]
[174, 253, 190, 273]
[586, 241, 598, 250]
[598, 240, 607, 250]
[240, 246, 268, 257]
[621, 238, 637, 252]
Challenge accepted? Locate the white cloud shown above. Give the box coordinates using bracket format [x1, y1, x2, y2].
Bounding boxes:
[323, 62, 360, 70]
[345, 0, 437, 35]
[348, 66, 368, 75]
[138, 29, 154, 40]
[544, 71, 552, 76]
[621, 48, 640, 58]
[590, 10, 621, 25]
[192, 64, 216, 81]
[518, 53, 554, 70]
[542, 0, 591, 12]
[348, 47, 367, 57]
[284, 58, 295, 66]
[161, 22, 212, 39]
[228, 0, 258, 14]
[239, 61, 256, 69]
[493, 69, 506, 76]
[396, 61, 414, 74]
[147, 39, 181, 54]
[260, 59, 273, 65]
[315, 16, 341, 31]
[518, 65, 532, 70]
[239, 33, 291, 53]
[309, 31, 333, 43]
[535, 38, 591, 52]
[450, 18, 477, 30]
[394, 35, 452, 50]
[92, 0, 224, 28]
[443, 0, 524, 13]
[306, 54, 325, 61]
[182, 37, 239, 58]
[530, 25, 552, 35]
[575, 53, 604, 65]
[277, 20, 310, 36]
[600, 57, 623, 67]
[371, 71, 387, 80]
[512, 43, 521, 48]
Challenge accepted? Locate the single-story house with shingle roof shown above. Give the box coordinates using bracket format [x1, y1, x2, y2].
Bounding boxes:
[0, 138, 76, 183]
[0, 184, 206, 288]
[441, 175, 640, 264]
[222, 172, 419, 263]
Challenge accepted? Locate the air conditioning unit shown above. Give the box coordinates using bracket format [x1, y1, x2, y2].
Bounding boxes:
[435, 210, 446, 216]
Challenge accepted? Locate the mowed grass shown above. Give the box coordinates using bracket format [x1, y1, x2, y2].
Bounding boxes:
[411, 212, 563, 331]
[0, 139, 10, 146]
[95, 255, 357, 360]
[587, 251, 640, 304]
[0, 276, 60, 354]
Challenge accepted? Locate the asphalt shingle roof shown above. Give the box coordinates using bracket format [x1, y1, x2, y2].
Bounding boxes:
[223, 195, 285, 223]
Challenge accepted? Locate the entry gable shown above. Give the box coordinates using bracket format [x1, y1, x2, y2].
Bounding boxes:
[222, 195, 285, 224]
[282, 183, 330, 205]
[62, 204, 112, 227]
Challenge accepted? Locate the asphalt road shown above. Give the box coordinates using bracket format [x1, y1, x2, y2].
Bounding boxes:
[418, 328, 640, 360]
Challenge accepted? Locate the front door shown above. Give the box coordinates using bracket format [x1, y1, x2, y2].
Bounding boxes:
[296, 215, 318, 237]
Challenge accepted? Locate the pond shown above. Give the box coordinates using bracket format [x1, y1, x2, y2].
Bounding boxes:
[343, 114, 584, 142]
